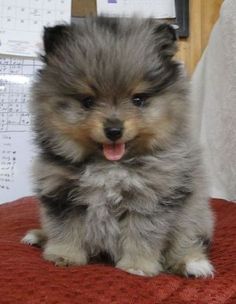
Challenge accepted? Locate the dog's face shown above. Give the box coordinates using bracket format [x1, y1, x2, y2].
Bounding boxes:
[34, 18, 187, 162]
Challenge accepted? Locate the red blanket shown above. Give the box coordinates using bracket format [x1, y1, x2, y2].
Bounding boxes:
[0, 198, 235, 304]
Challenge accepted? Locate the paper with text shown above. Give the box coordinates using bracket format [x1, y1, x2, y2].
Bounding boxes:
[97, 0, 176, 18]
[0, 56, 42, 203]
[0, 0, 71, 57]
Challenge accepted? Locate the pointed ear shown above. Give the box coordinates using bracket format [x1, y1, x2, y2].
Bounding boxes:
[154, 23, 178, 58]
[43, 24, 70, 55]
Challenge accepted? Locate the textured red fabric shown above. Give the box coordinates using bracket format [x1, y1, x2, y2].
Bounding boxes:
[0, 197, 235, 304]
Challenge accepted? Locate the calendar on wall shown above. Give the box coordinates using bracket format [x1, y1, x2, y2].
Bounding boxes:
[0, 0, 71, 203]
[0, 57, 42, 132]
[0, 0, 71, 57]
[0, 56, 43, 203]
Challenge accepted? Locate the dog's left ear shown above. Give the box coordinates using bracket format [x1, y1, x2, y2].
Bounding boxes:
[153, 23, 178, 58]
[43, 24, 70, 56]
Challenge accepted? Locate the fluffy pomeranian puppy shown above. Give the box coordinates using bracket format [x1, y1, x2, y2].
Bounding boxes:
[22, 17, 214, 277]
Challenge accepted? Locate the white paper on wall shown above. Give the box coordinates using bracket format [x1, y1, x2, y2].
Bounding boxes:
[0, 56, 42, 203]
[0, 0, 71, 57]
[97, 0, 176, 18]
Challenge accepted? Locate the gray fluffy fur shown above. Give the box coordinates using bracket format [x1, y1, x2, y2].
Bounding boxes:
[23, 17, 214, 277]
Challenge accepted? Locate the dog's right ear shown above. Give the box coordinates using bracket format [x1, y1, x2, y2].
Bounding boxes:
[43, 24, 70, 56]
[153, 23, 178, 58]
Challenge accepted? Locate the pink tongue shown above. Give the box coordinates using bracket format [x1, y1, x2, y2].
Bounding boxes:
[103, 143, 125, 161]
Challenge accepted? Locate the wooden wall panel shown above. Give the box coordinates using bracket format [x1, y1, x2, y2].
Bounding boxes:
[201, 0, 223, 50]
[72, 0, 223, 74]
[72, 0, 96, 17]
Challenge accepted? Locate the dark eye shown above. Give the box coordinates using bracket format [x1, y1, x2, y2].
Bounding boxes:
[81, 96, 95, 109]
[132, 94, 149, 107]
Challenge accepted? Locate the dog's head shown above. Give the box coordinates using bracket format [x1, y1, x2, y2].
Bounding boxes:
[34, 17, 188, 162]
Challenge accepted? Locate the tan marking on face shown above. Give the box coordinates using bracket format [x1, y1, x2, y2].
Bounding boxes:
[123, 119, 139, 141]
[69, 77, 98, 97]
[130, 81, 151, 95]
[129, 113, 174, 153]
[86, 117, 107, 143]
[50, 112, 108, 147]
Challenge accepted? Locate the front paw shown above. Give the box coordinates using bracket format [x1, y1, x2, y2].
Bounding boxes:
[43, 244, 88, 267]
[116, 255, 162, 277]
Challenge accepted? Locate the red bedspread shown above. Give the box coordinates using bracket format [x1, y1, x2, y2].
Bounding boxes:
[0, 197, 235, 304]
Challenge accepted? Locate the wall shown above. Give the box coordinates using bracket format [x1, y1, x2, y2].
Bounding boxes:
[72, 0, 223, 74]
[177, 0, 223, 74]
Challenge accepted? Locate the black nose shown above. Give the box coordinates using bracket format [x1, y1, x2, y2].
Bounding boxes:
[104, 127, 123, 141]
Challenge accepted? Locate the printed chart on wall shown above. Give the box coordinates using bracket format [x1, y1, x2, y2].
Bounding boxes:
[0, 0, 71, 203]
[0, 57, 42, 203]
[0, 0, 71, 57]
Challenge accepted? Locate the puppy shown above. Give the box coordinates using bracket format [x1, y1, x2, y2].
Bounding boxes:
[22, 17, 214, 277]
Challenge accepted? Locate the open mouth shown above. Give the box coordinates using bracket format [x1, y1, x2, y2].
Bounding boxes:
[102, 143, 125, 161]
